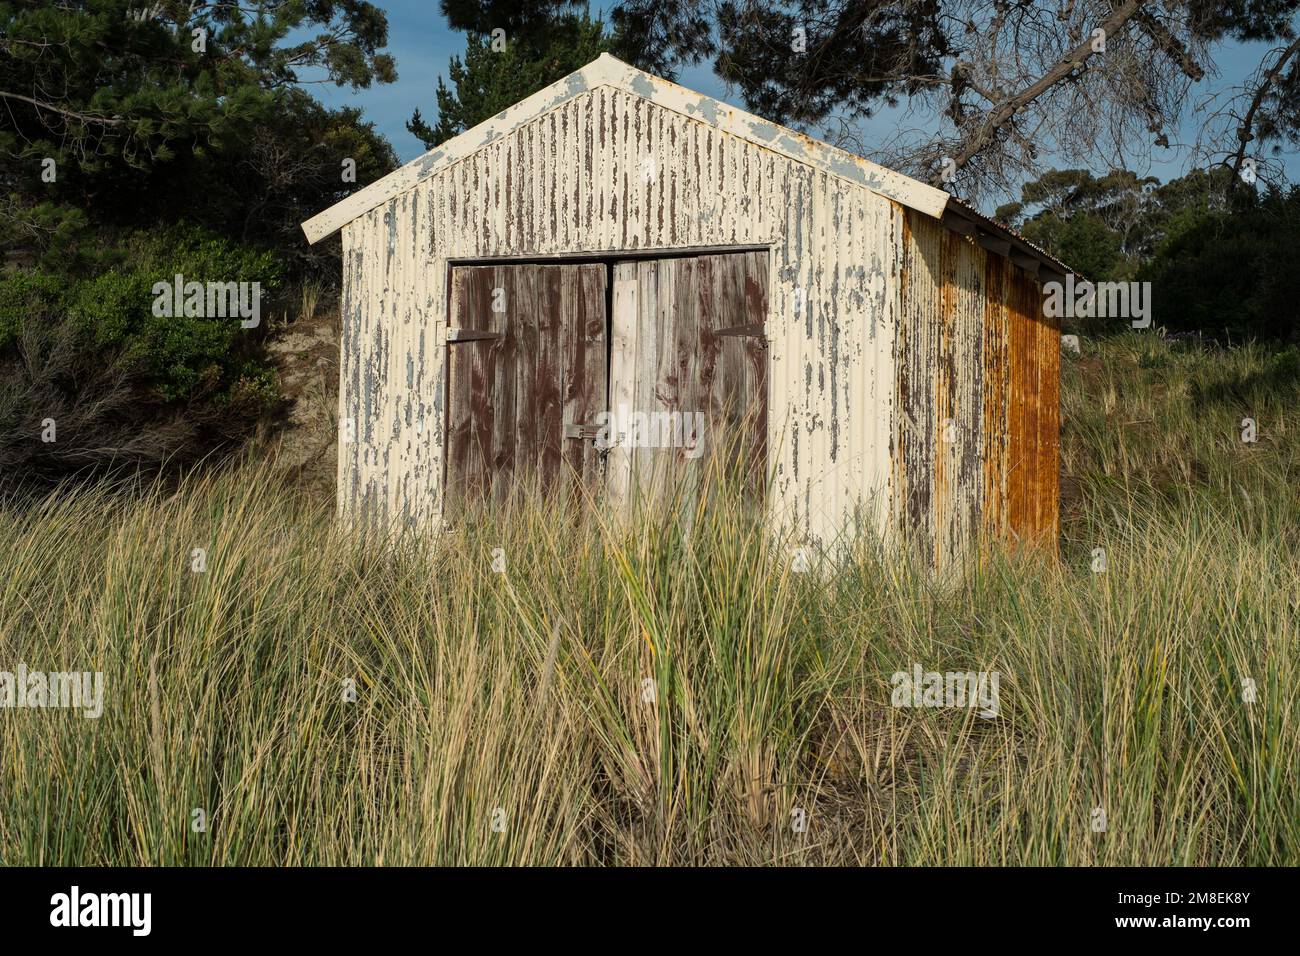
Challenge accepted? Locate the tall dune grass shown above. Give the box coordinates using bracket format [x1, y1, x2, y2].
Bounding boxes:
[1, 334, 1297, 865]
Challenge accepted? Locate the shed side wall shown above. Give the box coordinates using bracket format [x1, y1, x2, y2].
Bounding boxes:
[895, 209, 1060, 563]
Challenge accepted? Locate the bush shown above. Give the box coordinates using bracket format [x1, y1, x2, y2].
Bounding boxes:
[1139, 186, 1300, 342]
[0, 225, 282, 487]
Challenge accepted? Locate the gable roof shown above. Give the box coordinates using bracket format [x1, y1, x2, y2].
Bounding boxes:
[301, 53, 951, 245]
[299, 54, 1069, 280]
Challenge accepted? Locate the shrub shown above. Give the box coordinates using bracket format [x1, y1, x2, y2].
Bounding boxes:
[0, 225, 282, 488]
[1139, 186, 1300, 342]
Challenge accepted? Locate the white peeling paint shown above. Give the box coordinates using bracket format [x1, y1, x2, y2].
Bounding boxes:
[338, 84, 903, 547]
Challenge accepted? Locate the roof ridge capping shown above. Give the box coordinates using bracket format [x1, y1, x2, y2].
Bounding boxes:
[300, 53, 1067, 279]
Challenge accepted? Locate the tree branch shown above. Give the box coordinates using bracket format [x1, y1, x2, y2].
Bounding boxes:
[1134, 10, 1203, 81]
[0, 91, 124, 126]
[930, 0, 1146, 186]
[1227, 34, 1300, 194]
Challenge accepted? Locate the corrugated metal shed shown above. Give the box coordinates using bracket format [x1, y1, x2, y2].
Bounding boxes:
[303, 54, 1064, 562]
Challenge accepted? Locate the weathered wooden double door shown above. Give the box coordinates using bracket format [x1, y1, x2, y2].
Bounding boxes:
[445, 251, 768, 512]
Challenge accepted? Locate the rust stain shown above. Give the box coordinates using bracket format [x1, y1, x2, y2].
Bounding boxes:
[896, 210, 1060, 567]
[1002, 266, 1058, 546]
[980, 254, 1008, 542]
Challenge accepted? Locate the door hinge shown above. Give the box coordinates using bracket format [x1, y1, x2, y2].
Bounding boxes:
[446, 328, 502, 343]
[714, 323, 768, 346]
[563, 423, 605, 441]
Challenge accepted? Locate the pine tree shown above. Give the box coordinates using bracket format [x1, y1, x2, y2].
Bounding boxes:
[407, 13, 612, 150]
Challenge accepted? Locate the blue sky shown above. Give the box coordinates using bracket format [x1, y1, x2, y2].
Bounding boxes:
[307, 1, 1298, 210]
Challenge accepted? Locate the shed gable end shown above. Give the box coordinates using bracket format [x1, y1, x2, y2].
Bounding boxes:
[302, 54, 950, 244]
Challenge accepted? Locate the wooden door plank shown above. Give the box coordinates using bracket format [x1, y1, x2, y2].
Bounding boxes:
[512, 266, 539, 489]
[533, 266, 559, 488]
[608, 262, 638, 511]
[714, 251, 745, 478]
[562, 264, 608, 486]
[641, 256, 670, 495]
[488, 265, 517, 501]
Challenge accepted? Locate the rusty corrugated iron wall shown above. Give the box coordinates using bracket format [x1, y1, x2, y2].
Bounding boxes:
[894, 209, 1060, 567]
[340, 85, 902, 546]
